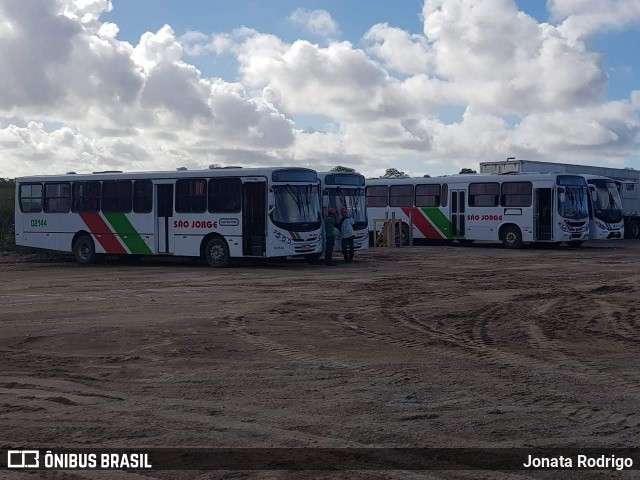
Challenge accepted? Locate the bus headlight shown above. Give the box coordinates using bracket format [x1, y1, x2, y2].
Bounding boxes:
[558, 222, 570, 232]
[594, 220, 607, 230]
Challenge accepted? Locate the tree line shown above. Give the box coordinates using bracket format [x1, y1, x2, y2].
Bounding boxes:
[330, 166, 477, 178]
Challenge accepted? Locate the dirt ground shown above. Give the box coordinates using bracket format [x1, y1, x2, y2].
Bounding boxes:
[1, 241, 640, 480]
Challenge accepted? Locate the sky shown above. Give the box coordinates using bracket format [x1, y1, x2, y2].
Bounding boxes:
[0, 0, 639, 178]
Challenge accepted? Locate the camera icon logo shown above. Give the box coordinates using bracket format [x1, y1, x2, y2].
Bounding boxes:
[7, 450, 40, 468]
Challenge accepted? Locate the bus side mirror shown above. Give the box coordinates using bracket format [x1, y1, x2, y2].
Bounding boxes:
[322, 193, 329, 208]
[558, 188, 565, 203]
[590, 190, 598, 203]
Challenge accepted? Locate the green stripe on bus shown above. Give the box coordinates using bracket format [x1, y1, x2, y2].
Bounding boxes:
[421, 207, 452, 239]
[102, 213, 153, 255]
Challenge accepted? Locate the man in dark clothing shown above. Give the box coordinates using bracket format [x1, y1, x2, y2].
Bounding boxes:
[324, 208, 338, 266]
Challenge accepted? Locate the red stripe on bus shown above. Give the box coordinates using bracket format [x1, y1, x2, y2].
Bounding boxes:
[401, 207, 442, 240]
[79, 213, 127, 254]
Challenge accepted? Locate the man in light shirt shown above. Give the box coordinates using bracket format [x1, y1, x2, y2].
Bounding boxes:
[339, 207, 355, 263]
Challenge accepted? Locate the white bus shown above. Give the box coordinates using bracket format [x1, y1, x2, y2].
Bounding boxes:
[317, 171, 369, 253]
[480, 159, 640, 239]
[15, 167, 323, 266]
[366, 173, 590, 248]
[583, 175, 624, 240]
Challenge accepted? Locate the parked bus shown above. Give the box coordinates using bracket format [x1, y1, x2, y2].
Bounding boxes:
[15, 167, 323, 267]
[317, 171, 369, 253]
[583, 175, 624, 240]
[366, 173, 590, 248]
[480, 159, 640, 239]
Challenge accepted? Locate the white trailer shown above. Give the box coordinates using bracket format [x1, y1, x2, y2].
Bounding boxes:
[480, 160, 640, 239]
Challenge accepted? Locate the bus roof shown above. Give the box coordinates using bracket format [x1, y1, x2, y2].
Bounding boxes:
[365, 172, 585, 185]
[17, 166, 316, 183]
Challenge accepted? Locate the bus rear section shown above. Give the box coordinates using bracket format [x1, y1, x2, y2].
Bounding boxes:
[15, 168, 323, 267]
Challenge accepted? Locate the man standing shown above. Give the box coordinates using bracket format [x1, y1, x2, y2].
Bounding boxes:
[340, 207, 355, 263]
[324, 208, 338, 266]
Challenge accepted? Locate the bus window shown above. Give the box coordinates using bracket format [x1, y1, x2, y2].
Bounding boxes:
[101, 180, 132, 213]
[366, 186, 389, 207]
[501, 182, 532, 207]
[469, 183, 499, 207]
[441, 184, 448, 207]
[133, 180, 153, 213]
[72, 181, 100, 213]
[176, 179, 207, 213]
[209, 178, 241, 213]
[19, 183, 43, 213]
[44, 183, 71, 213]
[415, 184, 440, 207]
[389, 185, 414, 207]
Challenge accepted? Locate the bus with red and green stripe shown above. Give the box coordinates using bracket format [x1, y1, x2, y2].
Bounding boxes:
[15, 167, 323, 266]
[365, 173, 590, 248]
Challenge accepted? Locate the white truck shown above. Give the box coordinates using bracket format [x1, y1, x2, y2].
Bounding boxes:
[480, 160, 640, 239]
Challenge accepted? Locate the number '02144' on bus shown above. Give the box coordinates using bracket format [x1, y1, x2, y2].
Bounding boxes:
[365, 173, 590, 248]
[15, 167, 323, 267]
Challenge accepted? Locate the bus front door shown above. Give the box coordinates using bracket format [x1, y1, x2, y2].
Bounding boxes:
[156, 183, 174, 254]
[242, 181, 266, 256]
[534, 188, 553, 241]
[450, 190, 466, 238]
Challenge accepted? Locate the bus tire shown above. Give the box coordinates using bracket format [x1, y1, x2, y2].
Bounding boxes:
[73, 235, 96, 265]
[395, 222, 410, 246]
[630, 220, 640, 239]
[204, 237, 231, 268]
[501, 225, 523, 249]
[567, 241, 584, 248]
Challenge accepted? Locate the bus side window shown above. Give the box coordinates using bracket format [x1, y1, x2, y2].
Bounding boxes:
[72, 181, 100, 213]
[389, 185, 414, 207]
[133, 180, 153, 213]
[366, 185, 389, 207]
[44, 183, 71, 213]
[176, 179, 207, 213]
[500, 182, 532, 207]
[101, 181, 132, 213]
[19, 183, 43, 213]
[415, 184, 440, 207]
[208, 178, 241, 213]
[441, 184, 448, 207]
[469, 183, 499, 207]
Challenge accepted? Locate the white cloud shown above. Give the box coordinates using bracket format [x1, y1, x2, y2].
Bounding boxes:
[548, 0, 640, 41]
[420, 0, 607, 114]
[364, 23, 431, 75]
[0, 0, 639, 179]
[288, 8, 340, 38]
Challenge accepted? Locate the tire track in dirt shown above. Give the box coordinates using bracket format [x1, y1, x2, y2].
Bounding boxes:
[219, 315, 413, 382]
[389, 295, 640, 432]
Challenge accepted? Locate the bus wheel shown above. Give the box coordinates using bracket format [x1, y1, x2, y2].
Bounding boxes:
[73, 235, 96, 265]
[205, 237, 231, 267]
[567, 241, 585, 248]
[501, 226, 523, 249]
[630, 220, 640, 239]
[394, 223, 410, 246]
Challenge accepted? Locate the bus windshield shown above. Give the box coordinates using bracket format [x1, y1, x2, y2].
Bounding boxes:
[327, 187, 367, 227]
[271, 185, 321, 231]
[592, 181, 623, 223]
[557, 186, 589, 220]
